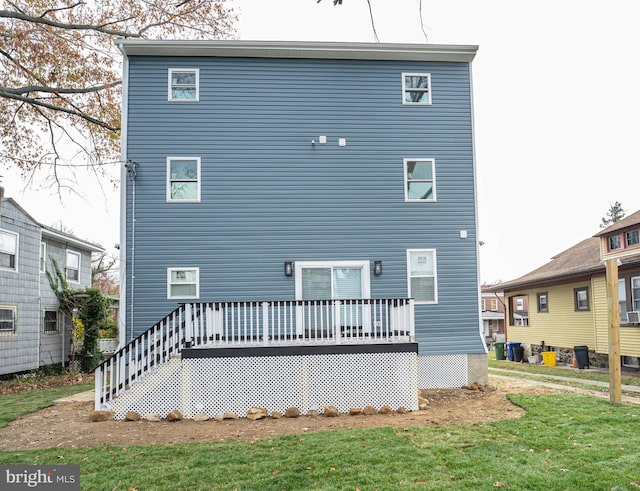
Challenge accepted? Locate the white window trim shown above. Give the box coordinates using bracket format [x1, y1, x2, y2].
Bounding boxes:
[167, 267, 200, 300]
[402, 72, 432, 105]
[66, 250, 81, 283]
[166, 157, 201, 203]
[0, 228, 18, 272]
[0, 305, 17, 334]
[40, 241, 47, 273]
[43, 308, 60, 334]
[403, 158, 436, 202]
[406, 249, 438, 304]
[168, 68, 200, 102]
[294, 260, 371, 300]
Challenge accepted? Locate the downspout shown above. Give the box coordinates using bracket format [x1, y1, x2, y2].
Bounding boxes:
[126, 161, 137, 342]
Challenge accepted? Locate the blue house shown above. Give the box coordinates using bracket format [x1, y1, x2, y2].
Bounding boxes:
[98, 40, 486, 418]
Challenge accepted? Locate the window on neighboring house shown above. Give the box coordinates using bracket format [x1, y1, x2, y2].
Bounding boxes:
[0, 229, 18, 270]
[168, 69, 199, 101]
[66, 250, 80, 282]
[626, 230, 639, 247]
[609, 234, 622, 251]
[0, 306, 16, 334]
[631, 277, 640, 311]
[167, 268, 199, 299]
[43, 309, 59, 334]
[40, 242, 46, 273]
[167, 157, 201, 202]
[508, 295, 528, 326]
[516, 298, 524, 311]
[407, 249, 438, 304]
[402, 73, 431, 105]
[490, 298, 498, 311]
[537, 292, 548, 313]
[574, 287, 590, 311]
[619, 278, 628, 322]
[481, 299, 486, 311]
[404, 159, 435, 202]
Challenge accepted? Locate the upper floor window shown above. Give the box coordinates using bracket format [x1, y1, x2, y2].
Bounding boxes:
[407, 249, 437, 304]
[43, 309, 60, 334]
[167, 157, 201, 202]
[167, 267, 199, 299]
[631, 277, 640, 311]
[66, 250, 80, 282]
[626, 230, 639, 247]
[574, 287, 590, 311]
[537, 292, 548, 313]
[40, 242, 46, 273]
[404, 159, 435, 202]
[516, 298, 524, 311]
[609, 234, 622, 251]
[402, 73, 431, 105]
[0, 306, 16, 334]
[0, 229, 18, 270]
[490, 298, 498, 311]
[168, 69, 199, 101]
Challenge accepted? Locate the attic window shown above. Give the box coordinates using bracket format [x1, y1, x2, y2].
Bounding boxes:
[608, 234, 622, 251]
[626, 230, 639, 247]
[168, 69, 199, 101]
[402, 73, 431, 105]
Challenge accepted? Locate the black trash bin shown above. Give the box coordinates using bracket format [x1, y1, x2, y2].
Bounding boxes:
[513, 346, 525, 362]
[574, 345, 589, 369]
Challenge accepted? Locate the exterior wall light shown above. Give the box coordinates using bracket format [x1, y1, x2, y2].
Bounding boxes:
[284, 261, 293, 277]
[373, 260, 382, 276]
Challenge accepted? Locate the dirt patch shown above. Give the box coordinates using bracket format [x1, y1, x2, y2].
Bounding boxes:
[0, 376, 558, 451]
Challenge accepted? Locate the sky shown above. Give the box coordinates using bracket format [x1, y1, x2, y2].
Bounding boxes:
[3, 0, 639, 284]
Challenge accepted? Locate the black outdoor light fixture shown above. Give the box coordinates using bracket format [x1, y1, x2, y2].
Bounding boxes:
[373, 260, 382, 276]
[284, 261, 293, 276]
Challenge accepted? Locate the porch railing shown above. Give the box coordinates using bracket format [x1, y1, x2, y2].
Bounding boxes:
[95, 298, 414, 410]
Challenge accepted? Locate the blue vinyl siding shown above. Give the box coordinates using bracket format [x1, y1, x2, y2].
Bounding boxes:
[124, 55, 482, 354]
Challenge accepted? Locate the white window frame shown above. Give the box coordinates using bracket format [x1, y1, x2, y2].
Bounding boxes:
[490, 298, 498, 311]
[631, 277, 640, 311]
[404, 158, 436, 202]
[406, 249, 438, 304]
[40, 241, 46, 273]
[294, 260, 371, 300]
[167, 267, 200, 300]
[0, 228, 18, 271]
[0, 305, 17, 334]
[43, 309, 60, 334]
[166, 157, 201, 203]
[402, 72, 432, 105]
[66, 250, 81, 283]
[168, 68, 199, 102]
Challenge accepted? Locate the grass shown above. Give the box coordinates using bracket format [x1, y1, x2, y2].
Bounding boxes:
[0, 381, 94, 427]
[489, 355, 640, 387]
[1, 394, 639, 490]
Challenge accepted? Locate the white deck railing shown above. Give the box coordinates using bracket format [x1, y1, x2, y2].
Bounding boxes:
[95, 298, 414, 410]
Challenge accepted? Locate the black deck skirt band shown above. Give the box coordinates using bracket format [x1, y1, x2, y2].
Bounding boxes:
[182, 343, 418, 359]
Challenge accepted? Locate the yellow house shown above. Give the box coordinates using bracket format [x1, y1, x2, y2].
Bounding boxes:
[489, 210, 640, 369]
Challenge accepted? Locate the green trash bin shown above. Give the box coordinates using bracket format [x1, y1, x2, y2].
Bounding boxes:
[494, 342, 505, 360]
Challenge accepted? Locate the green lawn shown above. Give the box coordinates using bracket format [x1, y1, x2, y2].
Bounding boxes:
[1, 393, 639, 490]
[0, 382, 94, 427]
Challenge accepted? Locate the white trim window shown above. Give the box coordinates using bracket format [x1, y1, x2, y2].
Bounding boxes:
[632, 277, 640, 311]
[43, 309, 60, 334]
[167, 268, 200, 299]
[402, 72, 431, 105]
[407, 249, 438, 304]
[404, 158, 436, 202]
[66, 250, 81, 282]
[40, 241, 47, 273]
[168, 68, 199, 101]
[167, 157, 201, 202]
[0, 305, 17, 334]
[294, 261, 371, 300]
[0, 229, 18, 271]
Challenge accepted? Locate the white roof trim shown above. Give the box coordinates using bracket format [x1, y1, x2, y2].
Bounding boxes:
[115, 40, 478, 62]
[41, 226, 104, 253]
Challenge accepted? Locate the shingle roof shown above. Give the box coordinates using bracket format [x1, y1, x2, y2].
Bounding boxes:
[593, 209, 640, 237]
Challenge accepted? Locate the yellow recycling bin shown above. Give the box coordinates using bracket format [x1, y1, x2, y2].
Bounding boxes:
[541, 351, 556, 367]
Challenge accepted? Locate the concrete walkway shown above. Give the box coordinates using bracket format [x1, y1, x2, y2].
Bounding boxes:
[54, 390, 95, 403]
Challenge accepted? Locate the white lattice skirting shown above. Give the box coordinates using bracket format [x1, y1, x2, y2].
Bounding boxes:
[417, 354, 469, 388]
[108, 344, 419, 419]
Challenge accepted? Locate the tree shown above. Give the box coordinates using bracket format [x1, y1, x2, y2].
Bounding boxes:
[600, 201, 626, 229]
[0, 0, 236, 183]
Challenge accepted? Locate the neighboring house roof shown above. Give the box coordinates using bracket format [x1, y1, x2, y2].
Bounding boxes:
[115, 39, 478, 62]
[488, 210, 640, 293]
[1, 196, 104, 253]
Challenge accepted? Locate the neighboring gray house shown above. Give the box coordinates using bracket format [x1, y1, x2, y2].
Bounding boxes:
[96, 40, 486, 417]
[0, 189, 103, 376]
